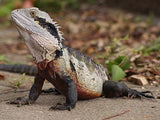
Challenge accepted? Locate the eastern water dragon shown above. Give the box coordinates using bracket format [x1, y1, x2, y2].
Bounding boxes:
[0, 7, 154, 111]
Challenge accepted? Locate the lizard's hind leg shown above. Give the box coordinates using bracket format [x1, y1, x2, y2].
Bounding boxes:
[102, 81, 154, 98]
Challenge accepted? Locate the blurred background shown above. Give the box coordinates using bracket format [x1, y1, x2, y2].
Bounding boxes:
[0, 0, 160, 86]
[0, 1, 159, 119]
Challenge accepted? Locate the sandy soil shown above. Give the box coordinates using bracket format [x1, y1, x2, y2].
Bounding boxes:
[0, 70, 160, 120]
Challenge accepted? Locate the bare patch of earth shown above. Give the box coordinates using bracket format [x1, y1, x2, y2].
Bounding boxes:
[0, 53, 159, 120]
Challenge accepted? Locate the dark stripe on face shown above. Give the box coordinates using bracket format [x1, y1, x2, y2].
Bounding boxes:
[34, 17, 60, 41]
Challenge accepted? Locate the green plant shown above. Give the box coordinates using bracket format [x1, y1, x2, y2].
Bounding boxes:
[9, 73, 26, 88]
[0, 0, 20, 16]
[146, 12, 154, 26]
[87, 0, 96, 4]
[149, 37, 160, 52]
[108, 34, 129, 54]
[106, 56, 130, 81]
[133, 37, 160, 55]
[0, 55, 14, 64]
[134, 15, 142, 23]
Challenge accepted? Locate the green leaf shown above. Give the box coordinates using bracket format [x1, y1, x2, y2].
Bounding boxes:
[106, 56, 130, 72]
[123, 34, 129, 40]
[107, 61, 115, 72]
[106, 56, 130, 81]
[149, 37, 160, 51]
[0, 2, 14, 16]
[118, 57, 130, 70]
[111, 65, 126, 81]
[114, 56, 130, 70]
[114, 56, 123, 64]
[11, 73, 26, 88]
[0, 55, 14, 64]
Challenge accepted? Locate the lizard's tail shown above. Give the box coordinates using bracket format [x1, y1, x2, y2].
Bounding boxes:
[0, 64, 37, 76]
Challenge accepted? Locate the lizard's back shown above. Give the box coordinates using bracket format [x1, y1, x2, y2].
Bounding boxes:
[64, 47, 109, 99]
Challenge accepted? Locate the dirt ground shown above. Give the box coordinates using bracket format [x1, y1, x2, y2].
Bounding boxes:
[0, 70, 160, 120]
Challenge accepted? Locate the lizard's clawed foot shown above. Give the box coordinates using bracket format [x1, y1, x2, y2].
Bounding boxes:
[49, 103, 72, 111]
[128, 89, 155, 99]
[7, 97, 32, 106]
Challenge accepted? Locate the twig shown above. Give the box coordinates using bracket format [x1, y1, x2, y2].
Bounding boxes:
[0, 89, 30, 95]
[119, 57, 126, 67]
[102, 109, 130, 120]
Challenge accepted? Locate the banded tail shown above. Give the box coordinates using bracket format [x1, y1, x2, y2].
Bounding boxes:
[0, 64, 37, 76]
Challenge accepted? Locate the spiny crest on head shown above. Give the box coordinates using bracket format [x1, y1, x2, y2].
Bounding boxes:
[52, 20, 65, 42]
[29, 8, 64, 43]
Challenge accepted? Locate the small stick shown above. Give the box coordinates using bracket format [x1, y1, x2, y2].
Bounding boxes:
[102, 109, 130, 120]
[0, 89, 30, 95]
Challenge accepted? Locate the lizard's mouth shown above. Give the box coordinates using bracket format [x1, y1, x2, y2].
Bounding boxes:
[11, 10, 61, 42]
[11, 11, 34, 33]
[11, 10, 43, 34]
[11, 13, 26, 31]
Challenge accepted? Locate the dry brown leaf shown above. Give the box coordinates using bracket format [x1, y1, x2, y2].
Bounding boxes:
[130, 54, 141, 62]
[66, 21, 80, 34]
[128, 75, 148, 85]
[87, 47, 94, 54]
[70, 40, 84, 49]
[0, 74, 5, 80]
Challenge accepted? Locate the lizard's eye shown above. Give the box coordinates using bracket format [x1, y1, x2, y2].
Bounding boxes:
[30, 11, 36, 18]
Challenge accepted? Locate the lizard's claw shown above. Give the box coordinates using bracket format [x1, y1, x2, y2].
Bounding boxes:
[49, 103, 71, 111]
[128, 89, 155, 99]
[7, 97, 31, 106]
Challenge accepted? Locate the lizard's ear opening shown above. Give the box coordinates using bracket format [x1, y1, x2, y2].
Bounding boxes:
[30, 10, 36, 18]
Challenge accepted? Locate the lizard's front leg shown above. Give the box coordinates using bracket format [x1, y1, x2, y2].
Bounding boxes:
[8, 73, 45, 105]
[50, 76, 77, 111]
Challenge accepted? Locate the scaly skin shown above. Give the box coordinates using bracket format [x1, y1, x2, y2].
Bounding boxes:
[36, 46, 108, 100]
[7, 7, 154, 111]
[0, 64, 37, 76]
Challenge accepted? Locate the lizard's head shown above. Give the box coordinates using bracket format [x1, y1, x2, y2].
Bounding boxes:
[11, 7, 63, 63]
